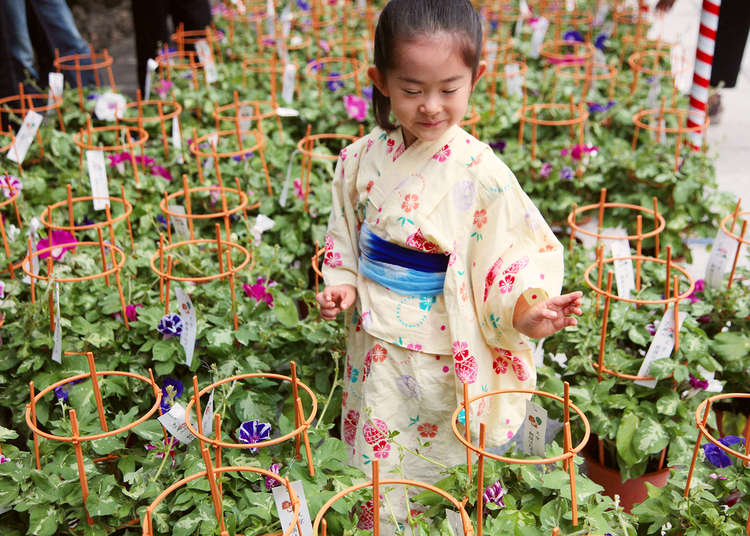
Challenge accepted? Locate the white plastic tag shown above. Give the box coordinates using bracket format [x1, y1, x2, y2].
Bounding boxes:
[169, 205, 190, 240]
[195, 40, 218, 84]
[522, 400, 548, 456]
[505, 63, 523, 97]
[86, 150, 110, 210]
[272, 481, 313, 536]
[144, 58, 158, 99]
[171, 116, 183, 164]
[656, 119, 667, 145]
[528, 18, 549, 59]
[47, 72, 64, 112]
[281, 63, 297, 104]
[519, 0, 531, 17]
[52, 281, 62, 363]
[485, 41, 498, 66]
[174, 286, 196, 367]
[445, 510, 466, 536]
[646, 75, 662, 108]
[705, 226, 736, 288]
[265, 0, 276, 36]
[7, 110, 43, 163]
[158, 402, 196, 444]
[697, 365, 723, 393]
[635, 309, 689, 388]
[566, 0, 575, 11]
[239, 105, 253, 133]
[593, 4, 610, 26]
[202, 389, 214, 436]
[276, 107, 299, 117]
[605, 229, 635, 299]
[202, 134, 219, 175]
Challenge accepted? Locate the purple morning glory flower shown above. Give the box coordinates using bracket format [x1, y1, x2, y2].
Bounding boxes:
[539, 162, 553, 178]
[489, 139, 506, 153]
[646, 323, 657, 336]
[157, 313, 183, 338]
[239, 420, 272, 453]
[483, 480, 505, 507]
[86, 93, 99, 101]
[587, 100, 616, 114]
[563, 30, 585, 43]
[327, 72, 344, 92]
[161, 377, 183, 413]
[362, 85, 373, 101]
[689, 374, 709, 390]
[54, 379, 84, 403]
[265, 463, 282, 490]
[702, 436, 744, 468]
[156, 215, 168, 229]
[490, 20, 499, 31]
[687, 279, 705, 303]
[232, 150, 254, 162]
[560, 166, 574, 181]
[307, 59, 321, 73]
[595, 33, 608, 51]
[77, 215, 96, 227]
[296, 0, 310, 10]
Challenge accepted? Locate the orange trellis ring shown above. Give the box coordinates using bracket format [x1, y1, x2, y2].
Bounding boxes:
[118, 93, 183, 159]
[627, 49, 685, 96]
[311, 240, 324, 295]
[53, 46, 117, 111]
[719, 200, 748, 289]
[517, 97, 588, 161]
[552, 61, 618, 105]
[312, 459, 475, 536]
[184, 362, 318, 477]
[142, 448, 301, 536]
[0, 82, 65, 134]
[25, 351, 160, 525]
[483, 49, 527, 116]
[546, 8, 594, 42]
[304, 56, 366, 107]
[540, 40, 595, 68]
[72, 120, 149, 185]
[459, 105, 482, 139]
[213, 91, 283, 144]
[0, 176, 22, 277]
[155, 48, 210, 93]
[451, 382, 590, 530]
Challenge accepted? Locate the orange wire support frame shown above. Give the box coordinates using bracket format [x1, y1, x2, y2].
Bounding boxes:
[451, 383, 590, 532]
[619, 36, 672, 70]
[0, 174, 23, 277]
[552, 61, 618, 106]
[459, 105, 482, 139]
[684, 393, 750, 535]
[184, 362, 318, 477]
[539, 41, 595, 68]
[303, 56, 366, 108]
[0, 130, 23, 176]
[719, 201, 748, 290]
[631, 99, 709, 172]
[142, 448, 301, 536]
[517, 96, 589, 162]
[296, 126, 360, 213]
[171, 23, 223, 60]
[312, 458, 475, 536]
[311, 240, 324, 296]
[482, 49, 527, 116]
[25, 351, 161, 525]
[53, 46, 116, 111]
[214, 90, 283, 144]
[567, 188, 666, 257]
[23, 234, 130, 329]
[189, 128, 272, 195]
[546, 8, 594, 42]
[154, 48, 210, 93]
[0, 82, 65, 134]
[627, 49, 686, 96]
[484, 6, 522, 41]
[117, 91, 183, 159]
[611, 4, 648, 41]
[71, 119, 150, 185]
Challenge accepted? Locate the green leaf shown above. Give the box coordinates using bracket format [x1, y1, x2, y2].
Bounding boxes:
[152, 340, 177, 362]
[632, 417, 669, 457]
[0, 425, 19, 441]
[28, 504, 58, 536]
[616, 413, 640, 466]
[207, 328, 233, 348]
[656, 391, 680, 416]
[273, 292, 299, 328]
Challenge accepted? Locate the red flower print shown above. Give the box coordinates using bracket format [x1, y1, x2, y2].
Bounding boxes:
[366, 138, 374, 153]
[324, 251, 342, 268]
[460, 281, 468, 302]
[492, 347, 512, 374]
[343, 410, 359, 445]
[346, 354, 352, 379]
[473, 209, 487, 228]
[498, 273, 516, 294]
[373, 439, 391, 459]
[393, 143, 405, 161]
[510, 355, 530, 381]
[406, 229, 440, 253]
[386, 138, 395, 153]
[418, 422, 438, 438]
[452, 340, 469, 360]
[342, 391, 348, 407]
[362, 352, 373, 382]
[366, 180, 374, 193]
[339, 147, 348, 161]
[401, 193, 420, 213]
[432, 144, 451, 162]
[357, 500, 374, 530]
[484, 257, 504, 302]
[452, 340, 477, 383]
[362, 418, 389, 445]
[367, 343, 388, 363]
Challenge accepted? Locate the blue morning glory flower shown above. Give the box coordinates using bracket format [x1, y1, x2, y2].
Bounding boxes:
[161, 377, 183, 414]
[157, 313, 183, 337]
[563, 30, 585, 43]
[587, 100, 616, 114]
[595, 33, 608, 51]
[560, 166, 574, 181]
[239, 420, 272, 453]
[702, 436, 744, 468]
[362, 85, 373, 101]
[54, 379, 83, 403]
[327, 72, 344, 92]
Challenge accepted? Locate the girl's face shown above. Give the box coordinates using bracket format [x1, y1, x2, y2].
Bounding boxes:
[369, 32, 485, 148]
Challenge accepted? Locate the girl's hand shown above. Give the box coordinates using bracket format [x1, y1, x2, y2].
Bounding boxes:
[513, 291, 583, 339]
[316, 284, 357, 321]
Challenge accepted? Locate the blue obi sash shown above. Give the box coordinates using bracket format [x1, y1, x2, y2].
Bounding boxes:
[358, 223, 448, 297]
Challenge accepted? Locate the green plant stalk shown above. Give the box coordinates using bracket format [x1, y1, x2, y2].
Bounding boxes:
[315, 351, 340, 429]
[390, 437, 448, 470]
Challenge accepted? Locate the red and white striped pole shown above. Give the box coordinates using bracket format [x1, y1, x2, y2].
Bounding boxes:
[687, 0, 721, 150]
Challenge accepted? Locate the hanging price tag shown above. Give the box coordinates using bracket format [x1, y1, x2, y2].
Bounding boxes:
[202, 134, 219, 175]
[505, 63, 523, 97]
[522, 400, 548, 456]
[172, 116, 183, 164]
[281, 63, 297, 104]
[635, 309, 689, 388]
[158, 402, 197, 444]
[272, 481, 313, 536]
[565, 0, 575, 11]
[144, 58, 159, 99]
[593, 4, 610, 26]
[605, 229, 635, 299]
[485, 41, 499, 66]
[656, 119, 667, 145]
[86, 150, 110, 211]
[265, 0, 276, 37]
[445, 510, 466, 536]
[239, 105, 253, 136]
[7, 110, 43, 164]
[52, 281, 62, 363]
[46, 72, 64, 112]
[169, 205, 190, 240]
[202, 389, 215, 436]
[174, 286, 196, 367]
[705, 227, 736, 288]
[195, 39, 218, 84]
[528, 18, 549, 59]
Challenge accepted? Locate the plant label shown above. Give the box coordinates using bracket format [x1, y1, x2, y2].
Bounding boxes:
[593, 4, 609, 26]
[486, 41, 498, 66]
[696, 365, 723, 393]
[195, 39, 218, 84]
[46, 72, 64, 112]
[705, 227, 735, 288]
[52, 281, 62, 363]
[656, 119, 667, 145]
[7, 110, 43, 164]
[566, 0, 575, 11]
[272, 480, 313, 536]
[281, 63, 297, 105]
[519, 0, 531, 17]
[86, 150, 110, 211]
[158, 402, 196, 444]
[202, 389, 214, 436]
[505, 63, 523, 98]
[171, 116, 183, 164]
[144, 58, 158, 100]
[635, 309, 688, 388]
[528, 18, 549, 59]
[445, 510, 466, 536]
[239, 105, 254, 134]
[606, 229, 635, 299]
[174, 286, 196, 367]
[169, 205, 190, 240]
[522, 400, 547, 456]
[646, 75, 662, 108]
[276, 107, 299, 117]
[265, 0, 276, 36]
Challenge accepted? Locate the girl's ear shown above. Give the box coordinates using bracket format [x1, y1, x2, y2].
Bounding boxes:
[471, 60, 487, 89]
[368, 66, 389, 97]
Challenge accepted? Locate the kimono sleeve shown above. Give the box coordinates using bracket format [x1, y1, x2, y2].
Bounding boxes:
[469, 164, 564, 351]
[321, 148, 361, 288]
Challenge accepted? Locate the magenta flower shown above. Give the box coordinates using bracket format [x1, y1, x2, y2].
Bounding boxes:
[539, 162, 553, 178]
[242, 276, 276, 306]
[1, 174, 22, 198]
[483, 480, 505, 507]
[146, 437, 178, 466]
[689, 373, 709, 390]
[134, 154, 156, 168]
[344, 94, 368, 121]
[646, 323, 657, 336]
[36, 230, 77, 260]
[150, 165, 173, 181]
[687, 279, 705, 303]
[126, 304, 142, 322]
[154, 79, 173, 98]
[0, 455, 9, 463]
[265, 463, 282, 490]
[108, 152, 132, 167]
[293, 178, 304, 200]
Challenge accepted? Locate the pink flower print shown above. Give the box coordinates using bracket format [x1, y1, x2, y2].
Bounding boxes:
[511, 356, 530, 381]
[343, 410, 360, 445]
[406, 343, 422, 351]
[366, 138, 374, 153]
[452, 340, 469, 360]
[498, 273, 516, 294]
[323, 234, 342, 268]
[459, 282, 468, 302]
[346, 354, 352, 381]
[418, 422, 438, 438]
[448, 242, 457, 267]
[344, 94, 368, 121]
[496, 257, 529, 294]
[373, 439, 391, 458]
[339, 147, 347, 161]
[432, 144, 451, 162]
[357, 500, 374, 530]
[401, 193, 419, 213]
[392, 142, 405, 161]
[386, 138, 395, 153]
[367, 343, 388, 363]
[406, 229, 440, 253]
[362, 418, 389, 445]
[473, 209, 487, 228]
[492, 348, 512, 374]
[484, 257, 504, 302]
[362, 351, 373, 382]
[342, 391, 348, 407]
[453, 340, 477, 383]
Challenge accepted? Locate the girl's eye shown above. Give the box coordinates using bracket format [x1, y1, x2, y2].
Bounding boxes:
[403, 90, 420, 95]
[443, 88, 458, 94]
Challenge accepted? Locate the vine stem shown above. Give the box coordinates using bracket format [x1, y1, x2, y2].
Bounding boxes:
[315, 351, 340, 429]
[150, 440, 173, 482]
[390, 438, 449, 470]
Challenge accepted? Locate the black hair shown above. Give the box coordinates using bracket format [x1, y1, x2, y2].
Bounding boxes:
[371, 0, 484, 131]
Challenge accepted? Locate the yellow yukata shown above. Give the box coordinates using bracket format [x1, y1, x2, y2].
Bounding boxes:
[322, 124, 563, 526]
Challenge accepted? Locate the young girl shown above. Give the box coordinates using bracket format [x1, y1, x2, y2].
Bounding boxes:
[317, 0, 582, 522]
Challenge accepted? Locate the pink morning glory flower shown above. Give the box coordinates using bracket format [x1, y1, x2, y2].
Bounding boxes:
[36, 230, 77, 260]
[344, 94, 368, 121]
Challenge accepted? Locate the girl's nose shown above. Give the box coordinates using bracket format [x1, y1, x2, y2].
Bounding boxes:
[419, 95, 441, 115]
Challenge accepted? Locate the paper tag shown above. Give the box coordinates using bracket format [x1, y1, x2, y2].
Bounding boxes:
[520, 0, 531, 17]
[528, 18, 549, 59]
[594, 48, 607, 67]
[565, 0, 575, 11]
[202, 390, 214, 436]
[281, 63, 297, 104]
[522, 400, 548, 456]
[202, 134, 219, 175]
[265, 0, 276, 36]
[593, 3, 610, 26]
[239, 105, 254, 133]
[195, 39, 218, 84]
[86, 151, 110, 210]
[635, 309, 689, 388]
[485, 40, 498, 66]
[169, 205, 190, 240]
[505, 63, 523, 97]
[7, 110, 43, 164]
[174, 286, 196, 367]
[144, 58, 158, 99]
[171, 116, 183, 164]
[656, 119, 667, 145]
[46, 72, 64, 112]
[157, 402, 196, 444]
[52, 281, 62, 363]
[272, 481, 313, 536]
[276, 107, 299, 117]
[706, 227, 736, 288]
[445, 510, 466, 536]
[514, 16, 524, 40]
[646, 74, 662, 108]
[606, 229, 635, 299]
